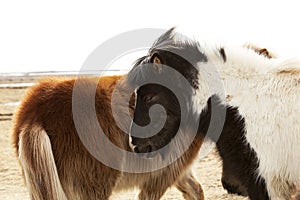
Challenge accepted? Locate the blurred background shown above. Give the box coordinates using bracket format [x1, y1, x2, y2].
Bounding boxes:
[1, 0, 300, 75]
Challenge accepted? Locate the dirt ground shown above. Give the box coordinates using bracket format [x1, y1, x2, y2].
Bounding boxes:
[0, 86, 248, 200]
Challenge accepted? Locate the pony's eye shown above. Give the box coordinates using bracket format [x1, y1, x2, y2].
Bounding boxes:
[143, 96, 153, 103]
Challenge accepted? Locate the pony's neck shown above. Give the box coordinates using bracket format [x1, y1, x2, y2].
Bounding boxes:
[207, 44, 278, 78]
[192, 44, 278, 113]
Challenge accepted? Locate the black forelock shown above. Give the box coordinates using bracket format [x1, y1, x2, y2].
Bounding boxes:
[132, 55, 148, 68]
[150, 27, 176, 50]
[149, 27, 208, 65]
[128, 28, 208, 90]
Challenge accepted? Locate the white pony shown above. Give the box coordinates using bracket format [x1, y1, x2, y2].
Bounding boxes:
[203, 42, 300, 200]
[128, 28, 300, 200]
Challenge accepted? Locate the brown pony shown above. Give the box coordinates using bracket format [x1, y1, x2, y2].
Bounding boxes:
[12, 75, 204, 200]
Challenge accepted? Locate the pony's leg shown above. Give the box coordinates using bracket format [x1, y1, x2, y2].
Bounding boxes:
[246, 179, 270, 200]
[221, 160, 269, 199]
[265, 177, 293, 200]
[79, 181, 116, 200]
[137, 185, 168, 200]
[61, 162, 120, 200]
[69, 176, 118, 200]
[221, 163, 248, 196]
[175, 170, 204, 200]
[295, 192, 300, 200]
[137, 172, 175, 200]
[291, 185, 300, 200]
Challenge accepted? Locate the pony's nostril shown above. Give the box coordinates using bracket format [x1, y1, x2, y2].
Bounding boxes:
[145, 145, 152, 152]
[131, 140, 137, 146]
[133, 145, 153, 154]
[133, 146, 140, 153]
[133, 144, 158, 158]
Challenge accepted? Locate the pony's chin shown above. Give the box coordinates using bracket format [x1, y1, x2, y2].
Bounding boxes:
[134, 151, 159, 159]
[147, 151, 159, 159]
[149, 147, 170, 160]
[133, 145, 170, 160]
[147, 151, 168, 160]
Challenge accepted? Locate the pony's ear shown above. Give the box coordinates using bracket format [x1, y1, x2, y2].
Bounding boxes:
[150, 53, 163, 74]
[244, 43, 275, 59]
[150, 52, 162, 64]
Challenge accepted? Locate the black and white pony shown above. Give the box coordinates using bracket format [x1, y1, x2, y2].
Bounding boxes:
[127, 28, 300, 200]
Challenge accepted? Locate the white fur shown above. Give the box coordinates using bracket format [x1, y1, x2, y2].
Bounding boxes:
[191, 42, 300, 199]
[18, 126, 68, 200]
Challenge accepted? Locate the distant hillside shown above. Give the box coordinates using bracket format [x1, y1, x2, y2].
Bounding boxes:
[0, 70, 128, 88]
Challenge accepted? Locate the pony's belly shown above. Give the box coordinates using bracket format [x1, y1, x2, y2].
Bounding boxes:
[230, 88, 300, 197]
[114, 172, 145, 191]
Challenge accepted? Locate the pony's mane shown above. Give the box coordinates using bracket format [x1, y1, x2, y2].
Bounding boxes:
[146, 27, 278, 76]
[149, 27, 208, 65]
[132, 27, 300, 81]
[128, 28, 208, 86]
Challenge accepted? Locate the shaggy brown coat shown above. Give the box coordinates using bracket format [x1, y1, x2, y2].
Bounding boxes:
[12, 75, 204, 200]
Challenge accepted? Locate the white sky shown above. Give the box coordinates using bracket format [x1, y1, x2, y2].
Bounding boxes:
[0, 0, 300, 73]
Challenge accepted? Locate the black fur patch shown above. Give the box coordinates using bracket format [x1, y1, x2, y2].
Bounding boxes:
[219, 47, 226, 62]
[131, 28, 208, 90]
[197, 95, 270, 200]
[131, 83, 181, 154]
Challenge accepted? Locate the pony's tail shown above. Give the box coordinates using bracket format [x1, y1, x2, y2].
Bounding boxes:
[18, 126, 68, 200]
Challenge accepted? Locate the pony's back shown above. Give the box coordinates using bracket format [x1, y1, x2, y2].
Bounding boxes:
[12, 75, 129, 200]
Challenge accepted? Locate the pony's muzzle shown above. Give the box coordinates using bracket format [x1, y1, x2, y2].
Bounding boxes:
[133, 144, 153, 153]
[131, 142, 159, 159]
